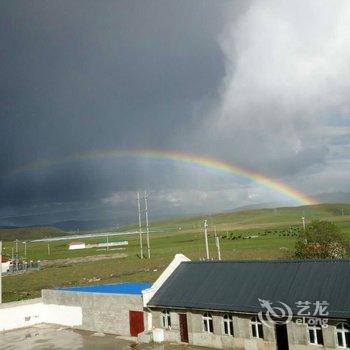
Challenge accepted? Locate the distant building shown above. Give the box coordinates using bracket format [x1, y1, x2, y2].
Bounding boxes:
[1, 255, 11, 273]
[96, 240, 128, 248]
[68, 241, 86, 250]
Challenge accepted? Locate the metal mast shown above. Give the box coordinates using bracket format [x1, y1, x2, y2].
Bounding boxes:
[0, 241, 2, 303]
[137, 192, 143, 259]
[214, 226, 221, 260]
[301, 216, 306, 231]
[144, 191, 151, 259]
[204, 220, 210, 260]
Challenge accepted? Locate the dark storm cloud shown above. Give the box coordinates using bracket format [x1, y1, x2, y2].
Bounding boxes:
[0, 0, 232, 223]
[0, 0, 225, 172]
[1, 0, 350, 226]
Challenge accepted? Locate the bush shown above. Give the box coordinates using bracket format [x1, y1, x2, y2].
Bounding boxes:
[295, 220, 350, 259]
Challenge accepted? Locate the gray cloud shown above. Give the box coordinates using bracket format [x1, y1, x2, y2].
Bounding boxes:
[193, 0, 350, 167]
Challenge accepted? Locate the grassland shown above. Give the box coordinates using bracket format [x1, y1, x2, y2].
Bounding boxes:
[2, 203, 350, 303]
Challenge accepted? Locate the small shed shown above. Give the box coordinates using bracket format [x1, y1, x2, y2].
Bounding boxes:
[68, 241, 86, 250]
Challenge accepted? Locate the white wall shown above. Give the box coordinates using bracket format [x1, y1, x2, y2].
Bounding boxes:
[142, 254, 190, 307]
[42, 304, 82, 327]
[1, 261, 10, 273]
[0, 299, 42, 331]
[0, 298, 82, 332]
[68, 243, 85, 250]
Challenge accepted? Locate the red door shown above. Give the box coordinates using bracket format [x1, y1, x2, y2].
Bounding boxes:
[179, 313, 189, 343]
[129, 311, 144, 336]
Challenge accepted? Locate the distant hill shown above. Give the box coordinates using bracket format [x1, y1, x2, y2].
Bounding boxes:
[42, 202, 350, 233]
[3, 202, 350, 240]
[0, 226, 67, 241]
[232, 202, 295, 212]
[314, 192, 350, 203]
[49, 219, 121, 232]
[142, 202, 350, 235]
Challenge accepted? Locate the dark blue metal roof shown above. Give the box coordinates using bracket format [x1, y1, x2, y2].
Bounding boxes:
[148, 260, 350, 318]
[58, 282, 151, 294]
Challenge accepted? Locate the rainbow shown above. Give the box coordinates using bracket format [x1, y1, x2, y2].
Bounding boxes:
[11, 148, 318, 205]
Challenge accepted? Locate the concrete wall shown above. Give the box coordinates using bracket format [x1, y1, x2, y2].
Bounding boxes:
[150, 309, 344, 350]
[151, 310, 275, 349]
[0, 298, 82, 332]
[288, 320, 340, 350]
[42, 289, 145, 336]
[187, 311, 276, 350]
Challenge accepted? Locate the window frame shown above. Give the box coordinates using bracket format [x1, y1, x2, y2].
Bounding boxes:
[203, 312, 214, 333]
[336, 322, 350, 349]
[251, 316, 264, 339]
[222, 314, 234, 336]
[308, 324, 324, 346]
[161, 309, 171, 329]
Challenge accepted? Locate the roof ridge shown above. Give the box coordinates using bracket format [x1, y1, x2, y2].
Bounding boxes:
[183, 259, 350, 264]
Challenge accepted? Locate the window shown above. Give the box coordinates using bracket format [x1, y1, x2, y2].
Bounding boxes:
[161, 310, 171, 328]
[251, 316, 264, 339]
[337, 323, 350, 348]
[308, 324, 323, 345]
[203, 312, 213, 333]
[223, 314, 234, 336]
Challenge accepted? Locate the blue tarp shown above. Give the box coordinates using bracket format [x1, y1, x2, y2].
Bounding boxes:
[58, 282, 151, 295]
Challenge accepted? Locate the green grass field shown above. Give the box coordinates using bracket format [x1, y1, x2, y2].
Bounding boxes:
[2, 203, 350, 302]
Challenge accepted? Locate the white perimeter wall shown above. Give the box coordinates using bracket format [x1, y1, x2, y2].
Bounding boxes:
[142, 253, 190, 307]
[0, 298, 82, 332]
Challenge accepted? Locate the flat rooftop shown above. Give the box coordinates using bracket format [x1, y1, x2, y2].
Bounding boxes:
[58, 282, 151, 295]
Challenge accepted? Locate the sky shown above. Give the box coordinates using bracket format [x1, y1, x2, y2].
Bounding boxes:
[1, 0, 350, 227]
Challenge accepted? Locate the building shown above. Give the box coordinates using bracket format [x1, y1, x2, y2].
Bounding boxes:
[145, 256, 350, 350]
[1, 282, 151, 333]
[42, 282, 151, 336]
[68, 241, 86, 250]
[2, 254, 350, 350]
[1, 255, 11, 273]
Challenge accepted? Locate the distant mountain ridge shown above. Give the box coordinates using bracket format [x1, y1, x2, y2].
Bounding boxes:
[231, 193, 350, 213]
[313, 192, 350, 203]
[49, 219, 120, 232]
[2, 193, 350, 233]
[232, 202, 295, 212]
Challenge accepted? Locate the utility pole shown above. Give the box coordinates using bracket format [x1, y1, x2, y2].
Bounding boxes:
[0, 241, 2, 304]
[214, 226, 221, 260]
[204, 220, 210, 260]
[301, 216, 306, 231]
[144, 191, 151, 259]
[24, 242, 27, 258]
[137, 192, 143, 259]
[15, 239, 18, 271]
[106, 235, 109, 251]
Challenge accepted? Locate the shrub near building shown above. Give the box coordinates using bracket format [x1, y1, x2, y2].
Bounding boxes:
[295, 219, 350, 259]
